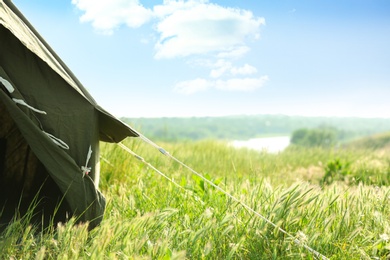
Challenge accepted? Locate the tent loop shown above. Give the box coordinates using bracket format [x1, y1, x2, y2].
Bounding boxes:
[0, 76, 70, 150]
[42, 131, 70, 150]
[1, 76, 69, 150]
[0, 76, 47, 115]
[0, 76, 14, 93]
[1, 76, 46, 114]
[12, 98, 47, 114]
[81, 145, 93, 177]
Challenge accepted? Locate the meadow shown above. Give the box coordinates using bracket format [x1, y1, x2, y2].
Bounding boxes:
[1, 137, 390, 259]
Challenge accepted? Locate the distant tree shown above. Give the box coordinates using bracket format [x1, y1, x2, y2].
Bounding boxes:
[290, 129, 309, 145]
[290, 127, 338, 147]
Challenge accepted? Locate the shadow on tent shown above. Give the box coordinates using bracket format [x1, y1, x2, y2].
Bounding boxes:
[0, 99, 71, 232]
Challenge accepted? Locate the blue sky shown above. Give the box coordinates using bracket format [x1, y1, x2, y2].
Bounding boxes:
[12, 0, 390, 118]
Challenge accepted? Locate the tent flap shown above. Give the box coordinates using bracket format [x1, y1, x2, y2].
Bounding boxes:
[0, 88, 105, 229]
[0, 0, 144, 229]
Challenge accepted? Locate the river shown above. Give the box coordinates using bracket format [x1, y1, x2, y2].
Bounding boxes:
[230, 136, 290, 153]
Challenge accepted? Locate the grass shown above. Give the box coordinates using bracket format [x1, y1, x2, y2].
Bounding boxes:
[343, 131, 390, 150]
[1, 138, 390, 259]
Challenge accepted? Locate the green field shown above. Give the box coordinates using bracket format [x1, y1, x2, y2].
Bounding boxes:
[1, 136, 390, 259]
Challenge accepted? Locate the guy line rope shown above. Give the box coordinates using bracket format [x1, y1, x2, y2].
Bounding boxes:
[117, 132, 329, 260]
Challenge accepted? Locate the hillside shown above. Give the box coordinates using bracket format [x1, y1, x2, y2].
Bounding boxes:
[122, 115, 390, 141]
[344, 131, 390, 150]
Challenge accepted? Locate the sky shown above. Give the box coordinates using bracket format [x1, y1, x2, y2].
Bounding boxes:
[11, 0, 390, 118]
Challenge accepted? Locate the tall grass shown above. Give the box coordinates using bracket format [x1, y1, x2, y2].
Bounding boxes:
[1, 139, 389, 259]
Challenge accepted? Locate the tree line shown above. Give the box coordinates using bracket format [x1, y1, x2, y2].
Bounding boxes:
[122, 115, 390, 142]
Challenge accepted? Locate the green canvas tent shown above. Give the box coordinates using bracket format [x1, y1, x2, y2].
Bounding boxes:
[0, 0, 138, 229]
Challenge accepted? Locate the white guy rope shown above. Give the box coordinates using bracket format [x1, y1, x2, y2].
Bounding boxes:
[118, 142, 186, 192]
[118, 136, 329, 260]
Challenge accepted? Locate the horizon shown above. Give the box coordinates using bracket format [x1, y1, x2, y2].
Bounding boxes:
[12, 0, 390, 119]
[121, 113, 390, 120]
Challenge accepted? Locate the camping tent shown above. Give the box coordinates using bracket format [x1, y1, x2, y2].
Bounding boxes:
[0, 0, 138, 229]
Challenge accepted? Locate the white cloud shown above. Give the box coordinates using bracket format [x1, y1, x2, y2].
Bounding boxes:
[216, 76, 269, 91]
[209, 60, 258, 78]
[154, 2, 264, 59]
[153, 0, 205, 18]
[174, 75, 269, 94]
[173, 78, 213, 95]
[231, 64, 257, 76]
[217, 46, 250, 59]
[72, 0, 264, 56]
[71, 0, 153, 34]
[210, 59, 232, 78]
[72, 0, 267, 94]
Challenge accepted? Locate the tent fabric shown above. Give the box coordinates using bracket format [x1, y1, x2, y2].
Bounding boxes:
[0, 0, 139, 229]
[0, 95, 73, 228]
[0, 0, 81, 97]
[0, 73, 104, 228]
[0, 0, 139, 142]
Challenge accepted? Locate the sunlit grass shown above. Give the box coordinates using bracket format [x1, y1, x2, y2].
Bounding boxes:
[1, 139, 389, 259]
